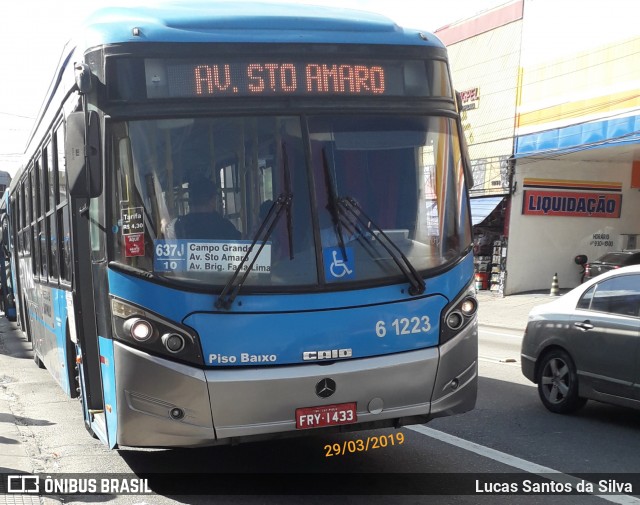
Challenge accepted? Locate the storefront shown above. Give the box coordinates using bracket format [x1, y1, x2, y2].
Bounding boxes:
[507, 136, 640, 294]
[471, 196, 507, 292]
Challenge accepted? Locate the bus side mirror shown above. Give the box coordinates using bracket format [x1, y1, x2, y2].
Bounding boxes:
[75, 63, 93, 94]
[66, 111, 102, 198]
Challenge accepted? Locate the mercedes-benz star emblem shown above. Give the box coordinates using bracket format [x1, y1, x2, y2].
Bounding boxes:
[315, 378, 336, 398]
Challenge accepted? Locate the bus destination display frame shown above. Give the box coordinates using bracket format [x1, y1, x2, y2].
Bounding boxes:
[144, 57, 435, 99]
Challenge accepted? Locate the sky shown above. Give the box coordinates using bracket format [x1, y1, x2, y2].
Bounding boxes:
[0, 0, 507, 176]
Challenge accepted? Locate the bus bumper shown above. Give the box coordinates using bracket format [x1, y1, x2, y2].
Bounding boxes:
[113, 320, 477, 448]
[429, 317, 478, 418]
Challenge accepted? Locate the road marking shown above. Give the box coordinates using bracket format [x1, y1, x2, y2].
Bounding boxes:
[479, 328, 523, 339]
[479, 356, 519, 364]
[408, 425, 640, 504]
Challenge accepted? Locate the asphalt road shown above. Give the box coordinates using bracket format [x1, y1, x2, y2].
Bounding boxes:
[2, 321, 640, 505]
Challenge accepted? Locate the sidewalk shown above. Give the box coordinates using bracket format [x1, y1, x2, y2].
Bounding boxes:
[0, 395, 41, 504]
[475, 289, 560, 331]
[0, 392, 33, 474]
[0, 314, 41, 505]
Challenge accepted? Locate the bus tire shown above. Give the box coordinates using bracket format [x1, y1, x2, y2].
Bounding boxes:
[23, 302, 44, 368]
[33, 350, 46, 369]
[22, 296, 31, 342]
[66, 326, 79, 399]
[31, 303, 44, 368]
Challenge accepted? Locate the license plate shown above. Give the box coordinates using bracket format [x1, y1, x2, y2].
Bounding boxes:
[295, 402, 357, 429]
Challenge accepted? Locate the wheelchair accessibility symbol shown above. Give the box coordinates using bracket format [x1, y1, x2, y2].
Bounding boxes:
[323, 247, 355, 281]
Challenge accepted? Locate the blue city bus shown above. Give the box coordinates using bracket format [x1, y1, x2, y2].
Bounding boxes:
[7, 1, 477, 449]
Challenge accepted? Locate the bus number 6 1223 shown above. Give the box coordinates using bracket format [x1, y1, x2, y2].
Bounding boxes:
[375, 316, 431, 337]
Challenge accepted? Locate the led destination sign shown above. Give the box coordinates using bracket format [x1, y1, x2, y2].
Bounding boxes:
[145, 58, 432, 98]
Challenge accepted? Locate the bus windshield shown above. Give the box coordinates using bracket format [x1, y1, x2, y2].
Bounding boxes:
[110, 114, 471, 289]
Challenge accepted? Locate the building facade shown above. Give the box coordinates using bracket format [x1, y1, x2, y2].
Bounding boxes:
[436, 0, 640, 294]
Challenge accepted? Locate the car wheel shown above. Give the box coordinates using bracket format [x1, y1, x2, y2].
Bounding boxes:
[536, 349, 586, 414]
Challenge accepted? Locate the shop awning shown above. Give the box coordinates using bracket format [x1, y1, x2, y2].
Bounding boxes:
[470, 196, 504, 226]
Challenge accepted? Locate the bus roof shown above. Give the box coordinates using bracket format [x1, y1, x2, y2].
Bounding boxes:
[80, 1, 444, 48]
[17, 1, 445, 180]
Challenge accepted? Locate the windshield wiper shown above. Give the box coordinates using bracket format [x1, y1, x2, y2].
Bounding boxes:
[320, 147, 424, 295]
[321, 147, 348, 260]
[338, 196, 426, 296]
[282, 142, 294, 259]
[215, 143, 294, 310]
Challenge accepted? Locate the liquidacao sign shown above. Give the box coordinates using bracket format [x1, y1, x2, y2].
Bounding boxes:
[523, 190, 621, 218]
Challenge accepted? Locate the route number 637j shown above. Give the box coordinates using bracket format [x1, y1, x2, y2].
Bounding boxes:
[375, 316, 431, 337]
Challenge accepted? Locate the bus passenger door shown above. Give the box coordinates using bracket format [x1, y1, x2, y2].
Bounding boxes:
[69, 196, 106, 440]
[66, 109, 113, 445]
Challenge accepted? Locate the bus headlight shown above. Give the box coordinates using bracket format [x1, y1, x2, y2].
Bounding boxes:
[460, 297, 478, 317]
[446, 311, 464, 330]
[111, 298, 203, 365]
[162, 333, 186, 353]
[440, 284, 478, 345]
[123, 318, 155, 342]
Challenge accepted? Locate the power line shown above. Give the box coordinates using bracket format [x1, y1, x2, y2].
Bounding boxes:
[0, 111, 35, 120]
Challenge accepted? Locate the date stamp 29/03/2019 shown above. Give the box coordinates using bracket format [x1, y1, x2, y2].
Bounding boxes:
[324, 432, 405, 457]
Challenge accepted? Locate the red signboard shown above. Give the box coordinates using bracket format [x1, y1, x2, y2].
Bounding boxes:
[522, 190, 621, 218]
[125, 233, 145, 257]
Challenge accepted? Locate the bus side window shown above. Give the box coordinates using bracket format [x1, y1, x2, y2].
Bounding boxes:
[23, 179, 31, 260]
[47, 135, 59, 282]
[30, 165, 39, 276]
[41, 144, 50, 280]
[56, 125, 72, 284]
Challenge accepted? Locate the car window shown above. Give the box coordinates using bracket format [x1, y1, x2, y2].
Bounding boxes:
[589, 274, 640, 317]
[577, 285, 595, 310]
[625, 253, 640, 265]
[598, 253, 629, 263]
